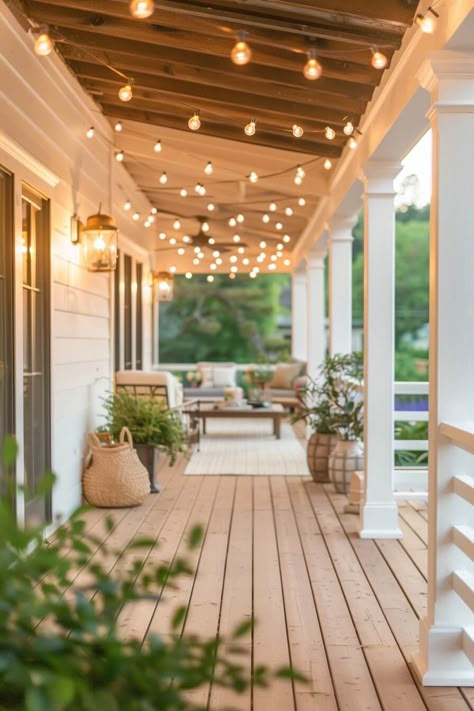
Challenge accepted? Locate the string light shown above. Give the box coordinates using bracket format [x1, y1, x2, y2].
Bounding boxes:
[230, 266, 238, 273]
[249, 171, 258, 183]
[292, 124, 304, 138]
[185, 272, 192, 279]
[160, 171, 168, 184]
[259, 241, 267, 248]
[285, 207, 293, 216]
[169, 265, 177, 273]
[207, 203, 215, 211]
[269, 203, 277, 211]
[416, 7, 439, 33]
[114, 121, 123, 132]
[325, 126, 336, 140]
[188, 111, 201, 131]
[228, 217, 237, 227]
[283, 259, 291, 266]
[210, 263, 217, 271]
[180, 188, 188, 197]
[303, 48, 322, 80]
[202, 222, 209, 232]
[148, 215, 155, 223]
[230, 255, 238, 263]
[236, 213, 245, 223]
[118, 81, 133, 102]
[193, 258, 200, 265]
[173, 218, 181, 230]
[275, 222, 283, 230]
[123, 199, 131, 211]
[298, 197, 306, 206]
[169, 238, 177, 245]
[242, 257, 250, 265]
[244, 119, 256, 136]
[129, 0, 155, 19]
[233, 234, 240, 243]
[343, 121, 354, 136]
[231, 31, 252, 66]
[371, 48, 388, 69]
[86, 126, 94, 139]
[238, 246, 245, 254]
[154, 140, 162, 153]
[283, 234, 291, 243]
[215, 257, 222, 265]
[34, 25, 54, 56]
[204, 161, 213, 175]
[296, 166, 305, 178]
[115, 150, 124, 162]
[207, 275, 214, 282]
[324, 158, 333, 170]
[178, 247, 185, 255]
[183, 235, 191, 243]
[132, 212, 140, 221]
[262, 214, 270, 223]
[159, 232, 167, 240]
[347, 136, 358, 150]
[144, 220, 150, 227]
[151, 207, 158, 215]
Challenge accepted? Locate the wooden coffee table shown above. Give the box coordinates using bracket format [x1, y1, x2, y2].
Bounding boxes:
[184, 401, 286, 441]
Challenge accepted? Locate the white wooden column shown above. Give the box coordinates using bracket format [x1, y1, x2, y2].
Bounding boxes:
[291, 261, 307, 361]
[306, 242, 326, 379]
[328, 214, 356, 356]
[413, 51, 474, 687]
[359, 161, 402, 539]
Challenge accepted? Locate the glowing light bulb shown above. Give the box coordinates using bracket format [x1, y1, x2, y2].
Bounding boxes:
[262, 214, 270, 223]
[204, 161, 213, 175]
[114, 121, 123, 132]
[259, 241, 267, 248]
[193, 258, 200, 265]
[269, 202, 277, 212]
[169, 265, 176, 273]
[173, 218, 181, 230]
[178, 247, 185, 255]
[292, 124, 304, 138]
[183, 235, 191, 243]
[371, 49, 388, 70]
[238, 246, 245, 254]
[271, 255, 277, 262]
[180, 188, 187, 197]
[285, 207, 293, 216]
[303, 49, 322, 80]
[195, 182, 202, 194]
[283, 258, 291, 266]
[325, 126, 336, 140]
[129, 0, 155, 19]
[144, 220, 151, 228]
[154, 140, 162, 153]
[343, 121, 354, 136]
[210, 263, 217, 271]
[148, 215, 155, 223]
[151, 207, 158, 214]
[298, 197, 306, 206]
[277, 243, 283, 250]
[231, 34, 252, 65]
[123, 200, 131, 211]
[296, 166, 305, 178]
[216, 257, 223, 265]
[212, 250, 220, 258]
[202, 222, 209, 232]
[208, 237, 215, 245]
[159, 232, 167, 240]
[275, 222, 283, 230]
[115, 150, 124, 162]
[34, 26, 54, 56]
[93, 236, 105, 251]
[347, 136, 358, 150]
[242, 257, 249, 265]
[324, 158, 332, 170]
[268, 263, 277, 271]
[188, 112, 201, 131]
[230, 255, 237, 263]
[249, 171, 258, 183]
[169, 238, 177, 245]
[249, 272, 256, 279]
[207, 203, 215, 212]
[233, 234, 240, 243]
[237, 213, 245, 223]
[230, 266, 238, 273]
[86, 126, 94, 139]
[185, 272, 192, 279]
[294, 175, 303, 185]
[228, 217, 237, 227]
[160, 172, 168, 184]
[207, 275, 214, 283]
[132, 212, 140, 221]
[283, 234, 291, 243]
[118, 82, 133, 102]
[416, 10, 438, 34]
[244, 120, 256, 136]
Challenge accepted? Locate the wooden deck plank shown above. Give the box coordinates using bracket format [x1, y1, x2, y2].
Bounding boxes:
[209, 477, 253, 711]
[271, 477, 338, 711]
[253, 477, 296, 711]
[287, 478, 382, 711]
[399, 504, 428, 545]
[327, 490, 472, 711]
[308, 485, 427, 711]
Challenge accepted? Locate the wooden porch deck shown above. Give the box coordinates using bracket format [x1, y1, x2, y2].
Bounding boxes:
[81, 452, 474, 711]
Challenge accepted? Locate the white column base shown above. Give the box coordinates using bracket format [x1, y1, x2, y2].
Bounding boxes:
[359, 501, 402, 539]
[412, 619, 474, 686]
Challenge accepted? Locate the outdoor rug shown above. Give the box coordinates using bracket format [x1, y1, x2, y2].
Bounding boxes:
[184, 419, 310, 476]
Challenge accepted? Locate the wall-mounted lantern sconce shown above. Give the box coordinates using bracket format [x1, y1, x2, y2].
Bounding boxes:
[79, 207, 118, 271]
[153, 271, 174, 301]
[70, 214, 82, 244]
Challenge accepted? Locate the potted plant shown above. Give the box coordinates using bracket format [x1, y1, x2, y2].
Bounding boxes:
[324, 353, 364, 494]
[102, 391, 187, 493]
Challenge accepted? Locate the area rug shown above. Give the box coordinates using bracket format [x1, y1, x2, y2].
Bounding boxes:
[184, 419, 310, 476]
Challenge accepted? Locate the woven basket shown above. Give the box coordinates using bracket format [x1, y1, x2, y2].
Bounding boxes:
[83, 427, 150, 507]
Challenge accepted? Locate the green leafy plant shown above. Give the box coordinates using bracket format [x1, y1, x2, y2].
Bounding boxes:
[102, 391, 186, 465]
[295, 353, 364, 439]
[0, 436, 302, 710]
[394, 420, 428, 466]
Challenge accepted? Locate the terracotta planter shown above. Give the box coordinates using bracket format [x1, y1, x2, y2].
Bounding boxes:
[328, 439, 364, 495]
[135, 444, 160, 493]
[306, 432, 338, 482]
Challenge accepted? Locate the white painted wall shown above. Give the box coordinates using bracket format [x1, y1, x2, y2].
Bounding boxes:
[0, 4, 152, 524]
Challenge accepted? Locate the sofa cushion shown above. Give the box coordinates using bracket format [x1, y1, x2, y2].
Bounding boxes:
[268, 362, 303, 390]
[213, 366, 237, 387]
[197, 362, 237, 388]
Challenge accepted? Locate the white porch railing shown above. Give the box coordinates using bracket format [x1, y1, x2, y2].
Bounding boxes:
[437, 421, 474, 667]
[393, 381, 428, 501]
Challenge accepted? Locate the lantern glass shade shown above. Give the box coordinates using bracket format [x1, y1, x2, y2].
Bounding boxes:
[154, 271, 174, 301]
[81, 211, 118, 271]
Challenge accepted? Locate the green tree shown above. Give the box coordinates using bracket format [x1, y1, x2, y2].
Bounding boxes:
[159, 274, 290, 363]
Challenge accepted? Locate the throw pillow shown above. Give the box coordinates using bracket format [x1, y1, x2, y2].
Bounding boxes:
[199, 366, 214, 388]
[268, 362, 303, 390]
[213, 366, 237, 388]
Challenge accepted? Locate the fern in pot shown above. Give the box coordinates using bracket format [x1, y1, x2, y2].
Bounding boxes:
[324, 353, 364, 495]
[102, 391, 187, 493]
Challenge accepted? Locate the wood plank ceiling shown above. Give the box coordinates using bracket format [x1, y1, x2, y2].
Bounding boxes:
[18, 0, 420, 273]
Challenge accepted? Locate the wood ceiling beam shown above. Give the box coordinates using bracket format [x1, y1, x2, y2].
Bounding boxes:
[30, 0, 405, 47]
[99, 102, 341, 157]
[62, 51, 366, 116]
[27, 3, 395, 66]
[69, 61, 353, 125]
[59, 44, 371, 110]
[89, 89, 349, 141]
[55, 26, 379, 88]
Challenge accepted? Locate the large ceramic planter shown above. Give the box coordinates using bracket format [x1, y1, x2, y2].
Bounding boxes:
[328, 439, 364, 495]
[135, 444, 160, 493]
[306, 432, 338, 483]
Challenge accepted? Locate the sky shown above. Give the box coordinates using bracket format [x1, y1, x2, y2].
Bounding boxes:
[394, 130, 432, 207]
